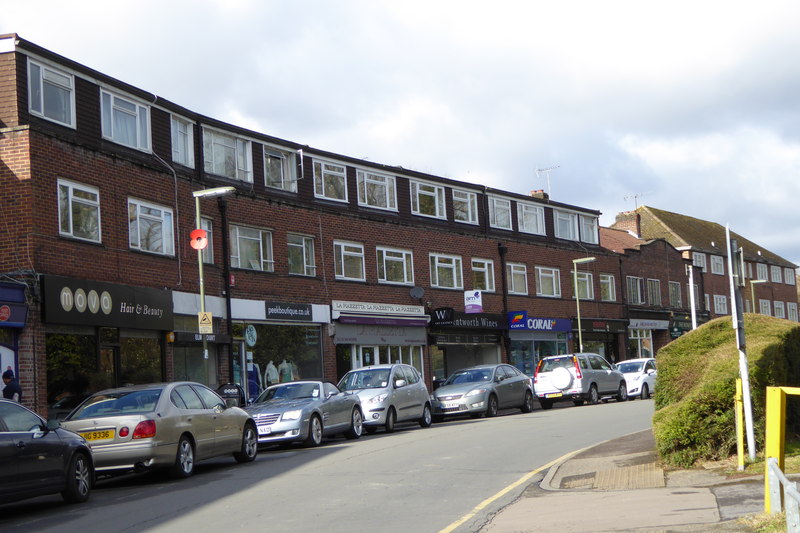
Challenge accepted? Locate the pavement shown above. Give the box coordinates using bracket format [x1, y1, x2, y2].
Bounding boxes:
[478, 429, 767, 533]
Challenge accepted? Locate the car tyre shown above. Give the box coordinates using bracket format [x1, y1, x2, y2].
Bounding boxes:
[486, 395, 498, 418]
[539, 398, 554, 410]
[61, 452, 92, 503]
[640, 383, 650, 400]
[305, 414, 323, 447]
[616, 382, 628, 402]
[419, 403, 433, 428]
[345, 408, 363, 439]
[384, 407, 396, 433]
[170, 435, 195, 478]
[521, 390, 534, 413]
[234, 422, 258, 463]
[588, 384, 600, 405]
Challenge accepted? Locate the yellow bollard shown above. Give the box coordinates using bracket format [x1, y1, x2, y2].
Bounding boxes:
[763, 386, 800, 512]
[736, 379, 745, 471]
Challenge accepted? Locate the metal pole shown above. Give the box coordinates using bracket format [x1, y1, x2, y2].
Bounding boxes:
[575, 267, 583, 352]
[196, 196, 208, 361]
[687, 264, 697, 329]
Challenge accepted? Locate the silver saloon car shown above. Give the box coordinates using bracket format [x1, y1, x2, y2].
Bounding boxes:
[246, 380, 363, 447]
[338, 364, 432, 433]
[431, 364, 535, 420]
[61, 382, 258, 478]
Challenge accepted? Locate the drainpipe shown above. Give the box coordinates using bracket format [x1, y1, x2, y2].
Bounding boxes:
[218, 196, 234, 382]
[498, 242, 510, 361]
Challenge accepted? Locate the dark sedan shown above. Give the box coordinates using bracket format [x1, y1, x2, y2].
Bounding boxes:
[0, 398, 93, 504]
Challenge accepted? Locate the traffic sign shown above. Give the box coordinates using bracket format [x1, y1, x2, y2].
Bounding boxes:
[198, 312, 213, 334]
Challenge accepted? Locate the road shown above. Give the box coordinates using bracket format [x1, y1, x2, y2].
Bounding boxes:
[1, 400, 654, 533]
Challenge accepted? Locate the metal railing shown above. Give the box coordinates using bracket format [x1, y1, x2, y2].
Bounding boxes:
[767, 457, 800, 532]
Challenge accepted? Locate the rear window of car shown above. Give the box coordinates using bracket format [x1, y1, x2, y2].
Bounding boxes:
[70, 389, 162, 419]
[539, 356, 575, 373]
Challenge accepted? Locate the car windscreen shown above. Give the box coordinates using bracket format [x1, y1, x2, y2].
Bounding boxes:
[616, 361, 644, 373]
[256, 383, 320, 403]
[445, 369, 492, 385]
[68, 389, 163, 420]
[338, 369, 391, 390]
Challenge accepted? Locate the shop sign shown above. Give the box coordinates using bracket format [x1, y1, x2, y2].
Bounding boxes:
[265, 301, 312, 321]
[333, 324, 427, 345]
[244, 324, 258, 346]
[173, 332, 232, 344]
[332, 300, 425, 316]
[0, 302, 27, 328]
[464, 290, 483, 314]
[432, 333, 501, 345]
[508, 311, 571, 332]
[430, 308, 506, 329]
[41, 275, 173, 330]
[629, 318, 669, 330]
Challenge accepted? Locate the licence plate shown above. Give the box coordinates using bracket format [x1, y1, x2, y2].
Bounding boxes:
[545, 392, 563, 398]
[80, 429, 115, 441]
[442, 401, 461, 409]
[258, 426, 272, 435]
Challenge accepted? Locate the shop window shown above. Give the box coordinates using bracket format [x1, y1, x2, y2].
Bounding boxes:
[627, 328, 653, 359]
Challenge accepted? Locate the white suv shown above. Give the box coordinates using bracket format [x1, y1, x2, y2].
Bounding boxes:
[534, 353, 627, 409]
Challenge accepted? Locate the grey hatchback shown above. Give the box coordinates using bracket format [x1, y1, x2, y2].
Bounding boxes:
[431, 364, 535, 420]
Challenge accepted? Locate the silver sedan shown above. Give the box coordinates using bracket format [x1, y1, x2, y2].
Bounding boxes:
[431, 364, 535, 420]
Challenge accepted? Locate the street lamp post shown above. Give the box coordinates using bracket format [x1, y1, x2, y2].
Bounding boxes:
[192, 187, 236, 362]
[750, 279, 767, 314]
[573, 257, 596, 352]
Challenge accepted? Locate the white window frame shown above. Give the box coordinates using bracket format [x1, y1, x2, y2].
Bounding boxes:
[377, 247, 414, 285]
[452, 189, 478, 225]
[230, 225, 273, 272]
[313, 159, 348, 202]
[58, 179, 101, 243]
[771, 265, 783, 283]
[489, 196, 512, 230]
[599, 274, 616, 302]
[429, 254, 463, 290]
[202, 127, 252, 182]
[264, 145, 297, 192]
[784, 268, 796, 286]
[710, 255, 725, 275]
[171, 115, 195, 168]
[287, 234, 316, 277]
[517, 203, 545, 235]
[627, 276, 645, 305]
[713, 295, 728, 315]
[647, 278, 662, 306]
[788, 302, 798, 322]
[759, 299, 772, 316]
[507, 263, 528, 295]
[101, 89, 150, 151]
[693, 252, 707, 272]
[774, 301, 786, 319]
[669, 281, 682, 307]
[28, 58, 75, 128]
[357, 169, 397, 211]
[554, 210, 579, 241]
[334, 241, 366, 281]
[757, 263, 768, 281]
[410, 181, 446, 219]
[579, 215, 599, 244]
[536, 266, 562, 298]
[471, 259, 495, 292]
[201, 217, 213, 264]
[128, 198, 174, 256]
[574, 271, 593, 300]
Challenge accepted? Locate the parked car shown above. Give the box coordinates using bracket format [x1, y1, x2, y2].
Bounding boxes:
[246, 380, 363, 447]
[431, 364, 535, 420]
[0, 398, 93, 504]
[61, 382, 258, 478]
[338, 364, 432, 433]
[534, 353, 627, 409]
[48, 394, 89, 421]
[615, 358, 657, 400]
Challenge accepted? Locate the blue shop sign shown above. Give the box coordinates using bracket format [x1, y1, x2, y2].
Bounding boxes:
[508, 311, 571, 332]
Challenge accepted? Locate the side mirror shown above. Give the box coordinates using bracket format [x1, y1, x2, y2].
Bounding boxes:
[326, 390, 337, 399]
[46, 419, 61, 431]
[394, 379, 407, 389]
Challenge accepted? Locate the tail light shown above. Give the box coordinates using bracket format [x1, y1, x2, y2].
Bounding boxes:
[133, 420, 156, 439]
[572, 357, 583, 379]
[534, 360, 544, 384]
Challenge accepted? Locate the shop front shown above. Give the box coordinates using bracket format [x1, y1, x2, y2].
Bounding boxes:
[428, 308, 505, 383]
[0, 282, 28, 396]
[627, 317, 670, 359]
[575, 319, 628, 363]
[41, 275, 173, 408]
[507, 312, 571, 376]
[332, 300, 428, 382]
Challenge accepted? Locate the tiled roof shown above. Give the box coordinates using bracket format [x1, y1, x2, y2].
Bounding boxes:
[599, 227, 647, 254]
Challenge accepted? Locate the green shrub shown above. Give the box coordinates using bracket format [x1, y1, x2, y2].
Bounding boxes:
[653, 314, 800, 468]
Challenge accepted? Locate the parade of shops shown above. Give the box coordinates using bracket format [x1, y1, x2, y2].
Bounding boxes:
[1, 34, 797, 416]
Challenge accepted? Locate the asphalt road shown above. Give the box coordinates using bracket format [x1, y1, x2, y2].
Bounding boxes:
[0, 399, 654, 533]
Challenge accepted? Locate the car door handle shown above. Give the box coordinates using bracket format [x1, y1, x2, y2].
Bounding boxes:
[16, 441, 25, 448]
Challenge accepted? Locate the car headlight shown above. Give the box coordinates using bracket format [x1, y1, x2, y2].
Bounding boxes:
[281, 410, 303, 421]
[465, 388, 487, 397]
[368, 393, 389, 404]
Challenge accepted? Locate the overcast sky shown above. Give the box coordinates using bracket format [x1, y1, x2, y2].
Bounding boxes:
[5, 1, 800, 267]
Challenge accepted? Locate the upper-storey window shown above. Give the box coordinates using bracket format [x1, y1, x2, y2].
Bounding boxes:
[171, 116, 194, 168]
[756, 263, 768, 281]
[334, 241, 365, 281]
[710, 255, 725, 275]
[489, 197, 512, 230]
[429, 253, 463, 290]
[517, 203, 545, 235]
[669, 281, 682, 307]
[771, 265, 783, 283]
[58, 179, 100, 243]
[357, 170, 396, 210]
[101, 90, 150, 151]
[536, 266, 562, 298]
[785, 268, 796, 286]
[579, 215, 599, 244]
[28, 59, 75, 128]
[507, 263, 528, 295]
[128, 198, 174, 256]
[693, 252, 707, 272]
[230, 225, 273, 272]
[452, 189, 478, 224]
[203, 128, 252, 182]
[554, 210, 578, 241]
[264, 145, 297, 192]
[201, 217, 213, 264]
[600, 274, 616, 302]
[774, 301, 786, 319]
[287, 234, 316, 276]
[377, 247, 414, 285]
[574, 271, 593, 299]
[411, 181, 445, 219]
[647, 279, 662, 306]
[313, 159, 347, 202]
[626, 276, 645, 305]
[471, 259, 495, 292]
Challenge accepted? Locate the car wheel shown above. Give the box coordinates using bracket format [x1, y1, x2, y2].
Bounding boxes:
[384, 407, 396, 433]
[641, 383, 650, 400]
[486, 395, 498, 418]
[345, 408, 363, 439]
[170, 435, 195, 478]
[616, 382, 628, 402]
[305, 414, 323, 447]
[521, 390, 534, 413]
[234, 422, 258, 463]
[539, 398, 553, 410]
[419, 403, 433, 428]
[61, 452, 92, 503]
[588, 384, 600, 405]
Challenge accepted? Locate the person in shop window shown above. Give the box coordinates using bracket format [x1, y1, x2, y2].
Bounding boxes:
[2, 369, 22, 403]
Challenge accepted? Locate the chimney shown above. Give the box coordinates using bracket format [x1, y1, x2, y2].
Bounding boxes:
[529, 189, 549, 200]
[613, 211, 641, 238]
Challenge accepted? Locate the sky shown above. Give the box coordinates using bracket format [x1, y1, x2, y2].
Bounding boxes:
[4, 1, 800, 268]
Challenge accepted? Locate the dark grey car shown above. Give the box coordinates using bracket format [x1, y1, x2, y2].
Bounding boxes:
[431, 364, 535, 420]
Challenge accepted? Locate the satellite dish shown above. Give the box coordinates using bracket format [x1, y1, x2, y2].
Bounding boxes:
[410, 287, 425, 299]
